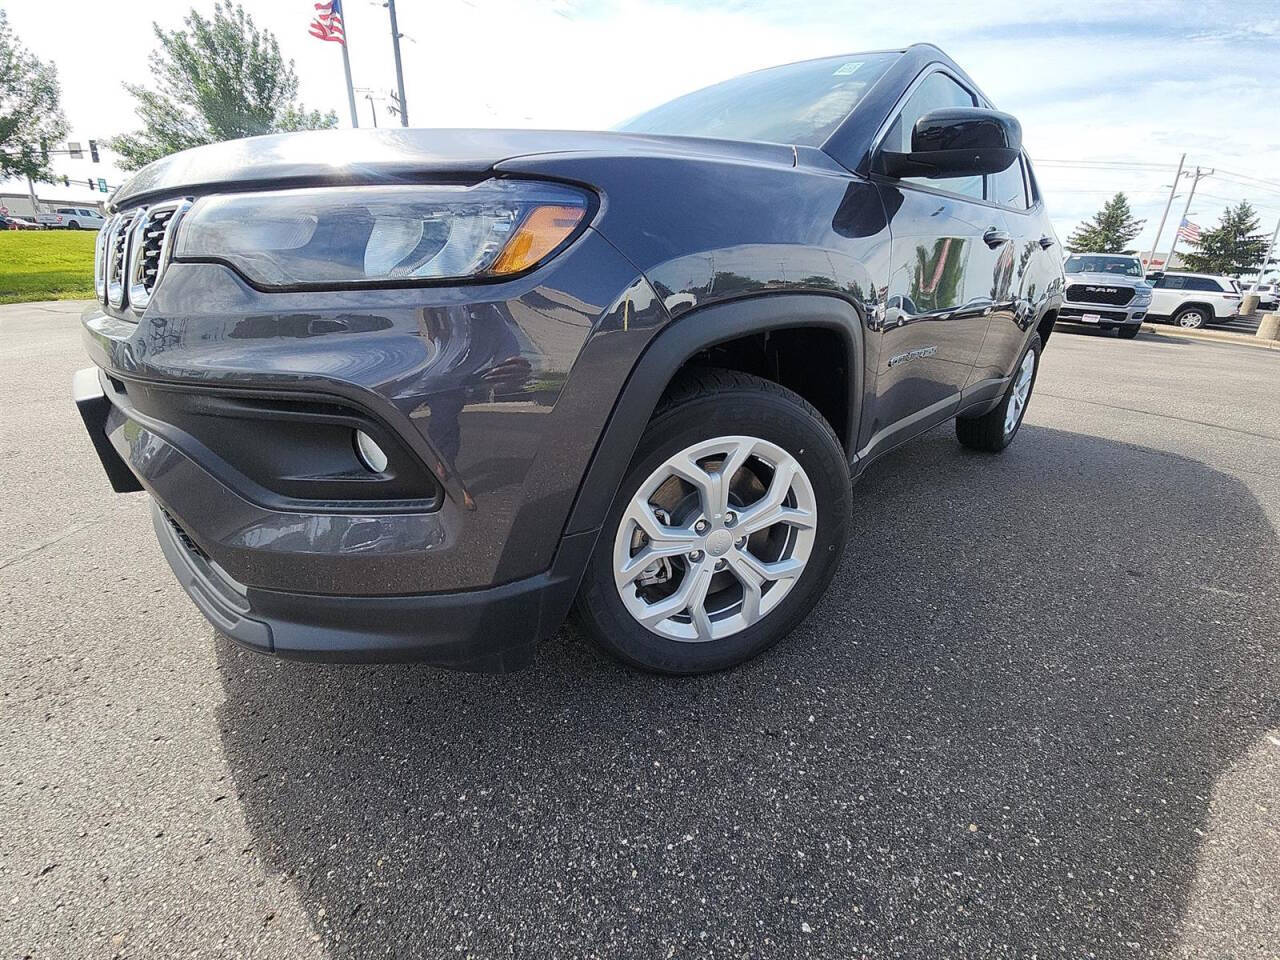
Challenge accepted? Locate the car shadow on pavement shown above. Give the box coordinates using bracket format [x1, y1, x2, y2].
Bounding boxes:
[214, 424, 1280, 959]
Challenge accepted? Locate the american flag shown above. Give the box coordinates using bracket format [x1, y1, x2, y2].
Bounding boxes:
[309, 0, 346, 45]
[1176, 218, 1201, 243]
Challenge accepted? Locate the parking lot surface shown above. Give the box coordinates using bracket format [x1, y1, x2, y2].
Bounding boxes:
[3, 302, 1278, 959]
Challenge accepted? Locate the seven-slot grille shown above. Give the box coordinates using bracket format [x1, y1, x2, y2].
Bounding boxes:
[1065, 283, 1135, 306]
[96, 199, 190, 316]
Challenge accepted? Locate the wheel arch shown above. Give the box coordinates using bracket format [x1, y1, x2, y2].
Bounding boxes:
[562, 292, 867, 539]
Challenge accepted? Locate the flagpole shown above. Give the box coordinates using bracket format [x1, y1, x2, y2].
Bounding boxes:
[341, 29, 359, 128]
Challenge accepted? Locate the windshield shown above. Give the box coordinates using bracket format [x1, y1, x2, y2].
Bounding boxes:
[1063, 255, 1144, 277]
[616, 52, 899, 146]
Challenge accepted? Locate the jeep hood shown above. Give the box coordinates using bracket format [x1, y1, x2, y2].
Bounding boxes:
[109, 128, 799, 211]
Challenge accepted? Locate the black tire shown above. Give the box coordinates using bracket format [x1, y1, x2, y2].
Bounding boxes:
[574, 368, 851, 675]
[1172, 305, 1208, 329]
[67, 220, 79, 230]
[956, 333, 1042, 453]
[1117, 325, 1140, 340]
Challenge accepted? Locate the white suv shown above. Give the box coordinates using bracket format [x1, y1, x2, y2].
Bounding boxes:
[1147, 272, 1241, 329]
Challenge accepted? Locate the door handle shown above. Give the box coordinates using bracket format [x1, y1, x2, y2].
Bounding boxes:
[1038, 235, 1055, 250]
[983, 227, 1011, 248]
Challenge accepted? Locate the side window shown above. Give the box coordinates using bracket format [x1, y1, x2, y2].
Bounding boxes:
[987, 155, 1028, 210]
[882, 71, 983, 199]
[1164, 275, 1187, 290]
[1189, 277, 1220, 292]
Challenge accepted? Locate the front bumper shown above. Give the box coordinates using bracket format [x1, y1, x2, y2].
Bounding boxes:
[1058, 300, 1148, 329]
[74, 363, 592, 670]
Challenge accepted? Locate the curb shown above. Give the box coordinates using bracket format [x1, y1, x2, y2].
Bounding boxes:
[1139, 322, 1280, 352]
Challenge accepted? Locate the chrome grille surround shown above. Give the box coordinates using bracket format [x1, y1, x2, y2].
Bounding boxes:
[93, 220, 110, 300]
[105, 212, 137, 309]
[94, 200, 191, 315]
[126, 200, 191, 311]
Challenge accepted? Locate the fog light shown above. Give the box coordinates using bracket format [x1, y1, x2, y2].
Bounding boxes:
[354, 430, 389, 473]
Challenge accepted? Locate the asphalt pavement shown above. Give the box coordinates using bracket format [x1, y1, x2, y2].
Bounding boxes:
[3, 302, 1279, 960]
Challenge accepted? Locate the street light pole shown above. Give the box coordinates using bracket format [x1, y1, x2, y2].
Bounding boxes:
[386, 0, 409, 127]
[1145, 152, 1185, 271]
[1165, 166, 1213, 268]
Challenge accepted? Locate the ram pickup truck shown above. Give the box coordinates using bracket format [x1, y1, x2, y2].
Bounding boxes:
[74, 44, 1063, 675]
[1059, 253, 1151, 339]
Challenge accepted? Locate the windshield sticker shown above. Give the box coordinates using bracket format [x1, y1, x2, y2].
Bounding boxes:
[832, 62, 862, 77]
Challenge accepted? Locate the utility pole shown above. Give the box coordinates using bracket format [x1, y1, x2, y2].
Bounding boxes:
[1165, 165, 1213, 268]
[385, 0, 409, 126]
[1145, 152, 1185, 271]
[1255, 216, 1280, 288]
[365, 93, 379, 128]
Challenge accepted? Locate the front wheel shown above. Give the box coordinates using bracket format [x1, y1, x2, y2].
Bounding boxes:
[574, 369, 851, 674]
[1117, 325, 1141, 340]
[1173, 306, 1209, 329]
[956, 334, 1042, 453]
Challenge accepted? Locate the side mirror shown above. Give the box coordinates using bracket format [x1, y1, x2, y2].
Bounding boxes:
[878, 107, 1022, 180]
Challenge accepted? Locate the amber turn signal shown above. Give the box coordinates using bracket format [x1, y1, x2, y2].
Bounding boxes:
[489, 204, 586, 276]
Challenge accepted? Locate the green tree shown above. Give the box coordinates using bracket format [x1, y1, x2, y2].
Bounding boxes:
[0, 9, 68, 183]
[1065, 193, 1145, 253]
[1180, 201, 1268, 278]
[107, 3, 337, 171]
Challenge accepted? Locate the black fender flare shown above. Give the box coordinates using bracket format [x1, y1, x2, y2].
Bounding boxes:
[562, 292, 867, 539]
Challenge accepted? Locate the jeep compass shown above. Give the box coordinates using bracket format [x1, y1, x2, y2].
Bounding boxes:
[75, 44, 1064, 674]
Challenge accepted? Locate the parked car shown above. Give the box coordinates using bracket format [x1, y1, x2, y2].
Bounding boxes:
[1244, 282, 1278, 311]
[1146, 272, 1242, 328]
[73, 44, 1063, 675]
[1059, 252, 1151, 339]
[0, 213, 43, 230]
[36, 206, 105, 230]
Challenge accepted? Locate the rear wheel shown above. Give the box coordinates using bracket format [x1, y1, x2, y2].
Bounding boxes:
[575, 369, 850, 674]
[1173, 305, 1209, 329]
[67, 220, 79, 230]
[956, 334, 1041, 453]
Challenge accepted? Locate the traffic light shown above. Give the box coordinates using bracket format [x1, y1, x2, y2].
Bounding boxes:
[62, 175, 70, 188]
[89, 140, 100, 163]
[87, 178, 94, 190]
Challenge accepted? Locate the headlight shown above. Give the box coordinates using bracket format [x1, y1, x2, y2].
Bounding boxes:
[1131, 289, 1152, 305]
[173, 180, 590, 288]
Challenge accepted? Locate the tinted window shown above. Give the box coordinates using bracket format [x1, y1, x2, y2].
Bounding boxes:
[1161, 275, 1187, 289]
[988, 157, 1027, 209]
[1187, 277, 1222, 292]
[883, 72, 983, 199]
[1063, 255, 1143, 277]
[617, 53, 898, 146]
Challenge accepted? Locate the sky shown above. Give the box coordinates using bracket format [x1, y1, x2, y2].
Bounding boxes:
[4, 0, 1279, 257]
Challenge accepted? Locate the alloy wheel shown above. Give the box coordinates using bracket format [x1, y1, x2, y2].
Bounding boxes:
[1004, 347, 1036, 436]
[612, 436, 817, 643]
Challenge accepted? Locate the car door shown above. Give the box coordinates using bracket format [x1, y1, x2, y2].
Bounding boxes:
[972, 153, 1047, 384]
[1149, 274, 1182, 315]
[867, 69, 1010, 450]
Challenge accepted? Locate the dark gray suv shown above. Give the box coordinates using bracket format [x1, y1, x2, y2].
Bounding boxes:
[75, 45, 1063, 674]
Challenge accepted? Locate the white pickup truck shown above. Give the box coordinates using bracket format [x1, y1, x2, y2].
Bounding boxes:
[36, 206, 106, 230]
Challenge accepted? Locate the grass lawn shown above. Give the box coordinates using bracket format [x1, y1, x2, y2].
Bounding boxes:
[0, 230, 97, 305]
